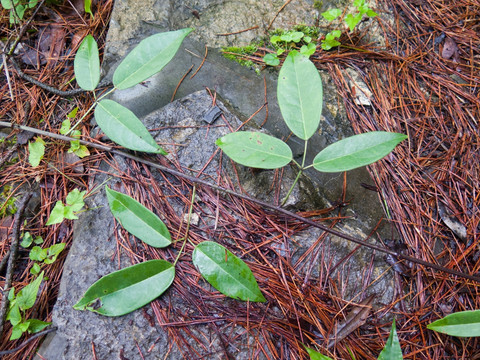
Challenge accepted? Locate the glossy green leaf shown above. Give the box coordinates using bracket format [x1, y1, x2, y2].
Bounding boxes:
[74, 35, 100, 91]
[113, 28, 193, 90]
[73, 259, 175, 316]
[6, 303, 21, 326]
[94, 99, 167, 154]
[28, 137, 45, 167]
[313, 131, 407, 173]
[427, 310, 480, 337]
[15, 272, 44, 311]
[378, 319, 403, 359]
[216, 131, 293, 169]
[277, 51, 323, 140]
[27, 319, 51, 333]
[84, 0, 92, 17]
[303, 345, 333, 360]
[105, 186, 171, 248]
[192, 241, 266, 302]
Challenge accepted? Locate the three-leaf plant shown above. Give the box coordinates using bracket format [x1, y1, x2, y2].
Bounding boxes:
[217, 50, 406, 204]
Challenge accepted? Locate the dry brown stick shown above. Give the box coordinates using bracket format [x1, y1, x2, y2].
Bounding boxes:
[216, 25, 259, 36]
[0, 191, 33, 338]
[0, 326, 57, 356]
[170, 64, 194, 102]
[1, 121, 480, 283]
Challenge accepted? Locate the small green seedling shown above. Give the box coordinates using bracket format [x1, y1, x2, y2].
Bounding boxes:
[217, 50, 406, 204]
[264, 29, 318, 66]
[6, 272, 50, 340]
[46, 188, 86, 225]
[28, 137, 45, 167]
[59, 108, 90, 158]
[1, 0, 38, 24]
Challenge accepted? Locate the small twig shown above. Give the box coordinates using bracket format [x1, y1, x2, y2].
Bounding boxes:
[0, 251, 11, 274]
[190, 45, 208, 79]
[0, 326, 57, 356]
[267, 0, 294, 31]
[2, 54, 14, 101]
[216, 25, 259, 36]
[0, 121, 479, 283]
[0, 191, 33, 337]
[170, 64, 193, 102]
[9, 58, 86, 97]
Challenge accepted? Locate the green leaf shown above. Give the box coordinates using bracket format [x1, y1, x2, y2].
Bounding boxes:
[313, 132, 407, 173]
[8, 287, 16, 302]
[94, 99, 167, 154]
[63, 205, 79, 220]
[321, 30, 341, 50]
[46, 201, 66, 225]
[74, 35, 100, 91]
[216, 131, 293, 169]
[105, 186, 171, 248]
[113, 28, 193, 90]
[345, 13, 363, 32]
[16, 272, 44, 311]
[28, 0, 37, 8]
[73, 145, 90, 158]
[30, 246, 47, 261]
[30, 262, 41, 275]
[28, 137, 45, 167]
[67, 107, 78, 118]
[192, 241, 266, 302]
[303, 344, 333, 360]
[378, 319, 403, 359]
[60, 119, 70, 134]
[300, 43, 316, 57]
[73, 259, 175, 316]
[6, 303, 22, 326]
[263, 53, 280, 66]
[321, 8, 342, 21]
[27, 319, 51, 333]
[10, 324, 24, 340]
[366, 9, 378, 17]
[270, 35, 281, 44]
[84, 0, 92, 17]
[427, 310, 480, 337]
[66, 189, 86, 212]
[1, 0, 19, 10]
[280, 31, 304, 43]
[277, 51, 323, 140]
[43, 243, 66, 264]
[20, 232, 34, 248]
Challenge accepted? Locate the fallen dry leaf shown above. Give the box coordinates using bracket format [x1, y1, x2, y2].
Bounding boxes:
[328, 294, 375, 348]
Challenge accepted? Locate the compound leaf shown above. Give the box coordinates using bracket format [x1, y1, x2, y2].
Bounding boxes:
[192, 241, 266, 302]
[74, 35, 100, 91]
[313, 131, 407, 172]
[95, 99, 167, 154]
[277, 51, 323, 140]
[113, 28, 193, 90]
[427, 310, 480, 337]
[74, 260, 175, 316]
[106, 186, 171, 248]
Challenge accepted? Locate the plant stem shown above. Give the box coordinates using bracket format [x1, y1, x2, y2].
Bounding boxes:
[173, 185, 196, 266]
[281, 169, 302, 206]
[67, 87, 117, 135]
[281, 140, 308, 206]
